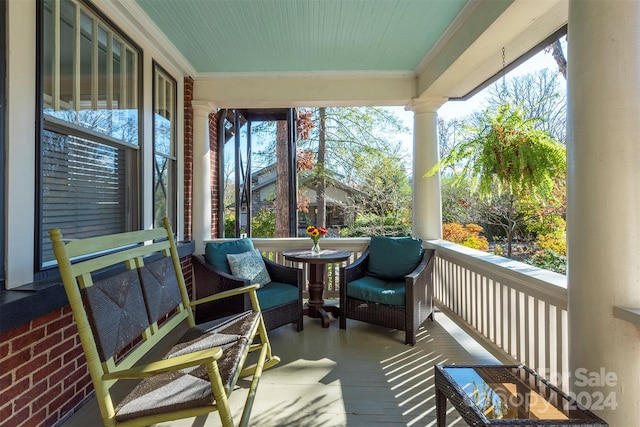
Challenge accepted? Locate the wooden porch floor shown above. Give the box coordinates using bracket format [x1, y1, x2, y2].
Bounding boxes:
[62, 308, 501, 427]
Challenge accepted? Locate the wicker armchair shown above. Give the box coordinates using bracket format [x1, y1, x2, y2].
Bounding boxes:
[193, 254, 304, 332]
[339, 237, 435, 345]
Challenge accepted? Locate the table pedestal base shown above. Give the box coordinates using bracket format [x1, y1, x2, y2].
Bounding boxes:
[304, 303, 340, 328]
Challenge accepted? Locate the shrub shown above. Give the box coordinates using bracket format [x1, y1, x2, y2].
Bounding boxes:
[224, 215, 236, 237]
[442, 223, 489, 251]
[341, 224, 411, 237]
[493, 244, 504, 256]
[461, 235, 489, 251]
[535, 231, 566, 256]
[342, 213, 411, 237]
[525, 215, 566, 237]
[530, 249, 566, 274]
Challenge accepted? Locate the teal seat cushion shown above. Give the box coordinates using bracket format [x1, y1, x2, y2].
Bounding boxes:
[367, 236, 423, 281]
[346, 276, 405, 306]
[257, 281, 299, 311]
[204, 238, 255, 274]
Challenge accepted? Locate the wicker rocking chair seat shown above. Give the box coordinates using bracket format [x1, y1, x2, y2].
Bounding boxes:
[115, 311, 258, 422]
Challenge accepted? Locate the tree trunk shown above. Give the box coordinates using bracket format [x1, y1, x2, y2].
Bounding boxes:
[275, 121, 289, 237]
[506, 195, 515, 258]
[316, 108, 327, 228]
[551, 39, 567, 80]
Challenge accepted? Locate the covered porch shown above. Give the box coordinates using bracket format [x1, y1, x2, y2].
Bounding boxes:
[2, 0, 640, 425]
[61, 237, 572, 426]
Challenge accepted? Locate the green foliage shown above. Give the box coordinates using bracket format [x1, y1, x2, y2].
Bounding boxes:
[441, 175, 482, 225]
[354, 150, 412, 222]
[224, 215, 236, 237]
[530, 249, 566, 274]
[341, 213, 411, 237]
[342, 225, 411, 237]
[251, 208, 276, 238]
[525, 215, 565, 237]
[428, 102, 566, 201]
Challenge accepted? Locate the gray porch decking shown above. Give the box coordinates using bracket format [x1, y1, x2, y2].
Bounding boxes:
[62, 308, 502, 427]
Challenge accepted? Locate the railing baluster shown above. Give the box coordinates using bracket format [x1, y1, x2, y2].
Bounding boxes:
[505, 285, 511, 356]
[491, 278, 498, 346]
[533, 296, 540, 373]
[524, 294, 531, 368]
[544, 302, 552, 378]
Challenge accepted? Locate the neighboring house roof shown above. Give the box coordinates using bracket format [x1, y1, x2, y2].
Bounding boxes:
[251, 163, 366, 202]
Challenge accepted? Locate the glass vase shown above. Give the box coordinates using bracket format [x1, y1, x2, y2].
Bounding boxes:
[311, 240, 321, 254]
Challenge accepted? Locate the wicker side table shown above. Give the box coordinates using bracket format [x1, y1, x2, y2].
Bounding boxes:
[434, 364, 609, 426]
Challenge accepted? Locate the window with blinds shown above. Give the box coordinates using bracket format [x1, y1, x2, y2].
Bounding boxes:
[39, 0, 141, 268]
[41, 130, 128, 264]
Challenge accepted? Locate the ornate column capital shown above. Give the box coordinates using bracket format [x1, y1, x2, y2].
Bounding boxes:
[405, 97, 447, 115]
[191, 100, 218, 117]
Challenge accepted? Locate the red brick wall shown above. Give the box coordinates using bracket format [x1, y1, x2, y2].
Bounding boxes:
[0, 307, 91, 427]
[180, 255, 194, 299]
[209, 112, 219, 238]
[0, 257, 194, 427]
[183, 76, 194, 241]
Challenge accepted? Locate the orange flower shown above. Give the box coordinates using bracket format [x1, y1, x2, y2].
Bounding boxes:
[306, 225, 327, 242]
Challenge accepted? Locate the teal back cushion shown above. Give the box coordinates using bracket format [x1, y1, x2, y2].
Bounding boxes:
[204, 239, 255, 274]
[367, 236, 423, 281]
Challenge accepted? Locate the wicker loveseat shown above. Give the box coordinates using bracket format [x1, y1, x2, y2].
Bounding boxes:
[193, 239, 304, 332]
[339, 236, 435, 345]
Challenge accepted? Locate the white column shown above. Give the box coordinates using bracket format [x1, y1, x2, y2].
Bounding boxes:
[567, 1, 640, 424]
[406, 99, 446, 240]
[192, 101, 216, 255]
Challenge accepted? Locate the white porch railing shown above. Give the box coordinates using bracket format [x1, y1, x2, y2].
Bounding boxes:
[427, 239, 569, 391]
[203, 237, 569, 390]
[205, 238, 370, 299]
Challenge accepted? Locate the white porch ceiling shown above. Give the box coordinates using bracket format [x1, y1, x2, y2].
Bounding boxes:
[117, 0, 567, 107]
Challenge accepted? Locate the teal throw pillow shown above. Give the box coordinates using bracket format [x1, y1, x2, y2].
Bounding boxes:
[205, 238, 254, 274]
[367, 236, 423, 281]
[226, 249, 272, 287]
